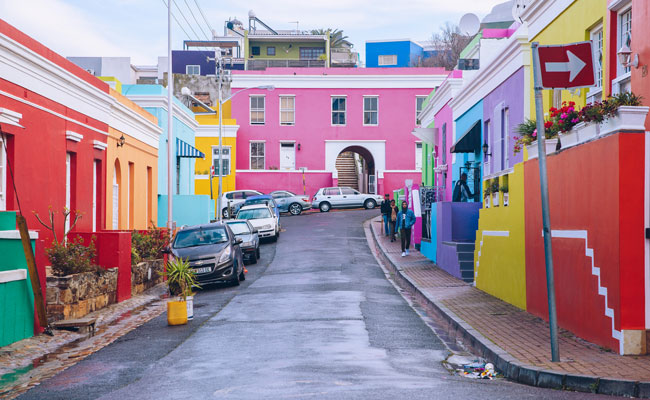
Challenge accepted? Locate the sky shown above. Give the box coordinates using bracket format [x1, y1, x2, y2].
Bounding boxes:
[0, 0, 506, 65]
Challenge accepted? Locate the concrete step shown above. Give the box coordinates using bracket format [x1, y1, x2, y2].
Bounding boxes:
[441, 241, 475, 253]
[459, 260, 474, 271]
[457, 251, 475, 261]
[460, 269, 475, 283]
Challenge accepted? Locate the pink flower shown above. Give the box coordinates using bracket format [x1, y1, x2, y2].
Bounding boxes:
[568, 107, 574, 113]
[532, 129, 537, 138]
[560, 112, 568, 119]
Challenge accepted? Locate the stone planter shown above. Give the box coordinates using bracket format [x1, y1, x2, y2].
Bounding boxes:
[131, 259, 165, 296]
[46, 268, 118, 322]
[526, 138, 559, 160]
[599, 106, 650, 137]
[492, 192, 499, 207]
[503, 192, 509, 206]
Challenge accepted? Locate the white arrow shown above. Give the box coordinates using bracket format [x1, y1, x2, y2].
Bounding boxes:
[545, 50, 587, 82]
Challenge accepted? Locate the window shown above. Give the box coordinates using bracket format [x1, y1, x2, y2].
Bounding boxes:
[323, 188, 341, 196]
[251, 46, 261, 56]
[484, 120, 491, 172]
[619, 7, 632, 75]
[186, 65, 200, 75]
[416, 96, 427, 125]
[415, 142, 422, 170]
[363, 96, 378, 125]
[378, 55, 397, 66]
[552, 89, 562, 109]
[267, 47, 276, 56]
[300, 47, 325, 60]
[331, 96, 346, 125]
[441, 123, 447, 165]
[212, 146, 231, 176]
[250, 142, 265, 169]
[176, 157, 181, 195]
[341, 188, 357, 195]
[250, 96, 265, 125]
[280, 96, 295, 125]
[503, 108, 510, 169]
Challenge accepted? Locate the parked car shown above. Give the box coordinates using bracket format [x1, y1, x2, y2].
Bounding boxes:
[235, 195, 280, 222]
[311, 187, 383, 212]
[236, 204, 280, 241]
[269, 190, 311, 216]
[220, 190, 263, 219]
[165, 222, 245, 286]
[224, 220, 260, 264]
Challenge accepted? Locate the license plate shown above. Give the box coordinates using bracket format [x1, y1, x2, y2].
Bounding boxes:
[192, 267, 211, 274]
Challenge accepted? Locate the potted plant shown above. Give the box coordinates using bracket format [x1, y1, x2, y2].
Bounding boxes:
[483, 183, 492, 208]
[490, 179, 500, 207]
[162, 257, 200, 325]
[599, 92, 648, 136]
[500, 182, 509, 206]
[514, 118, 558, 160]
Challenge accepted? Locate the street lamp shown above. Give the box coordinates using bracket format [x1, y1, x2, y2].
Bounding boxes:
[213, 59, 274, 220]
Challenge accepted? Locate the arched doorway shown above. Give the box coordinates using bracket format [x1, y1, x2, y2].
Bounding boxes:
[335, 145, 375, 194]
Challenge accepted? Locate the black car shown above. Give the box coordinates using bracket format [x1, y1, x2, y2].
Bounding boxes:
[167, 222, 245, 286]
[225, 220, 260, 264]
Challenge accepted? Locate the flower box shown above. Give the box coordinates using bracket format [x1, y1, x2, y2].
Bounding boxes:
[503, 192, 509, 206]
[526, 138, 558, 160]
[599, 106, 650, 137]
[492, 192, 499, 207]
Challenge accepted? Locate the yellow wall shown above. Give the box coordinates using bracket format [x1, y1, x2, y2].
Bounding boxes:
[474, 164, 527, 310]
[529, 0, 609, 116]
[106, 89, 159, 230]
[193, 103, 237, 216]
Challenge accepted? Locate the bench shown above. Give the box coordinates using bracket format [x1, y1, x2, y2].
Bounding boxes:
[50, 317, 97, 336]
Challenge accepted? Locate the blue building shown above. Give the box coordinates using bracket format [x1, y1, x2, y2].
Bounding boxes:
[121, 84, 214, 227]
[172, 50, 219, 75]
[365, 39, 427, 68]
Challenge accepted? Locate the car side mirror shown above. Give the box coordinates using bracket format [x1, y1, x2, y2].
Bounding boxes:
[234, 237, 243, 245]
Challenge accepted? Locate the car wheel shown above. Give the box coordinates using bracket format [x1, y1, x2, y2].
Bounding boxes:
[256, 247, 260, 258]
[250, 250, 258, 264]
[288, 203, 302, 216]
[319, 202, 331, 212]
[230, 261, 240, 286]
[222, 208, 229, 219]
[238, 264, 246, 281]
[364, 199, 377, 210]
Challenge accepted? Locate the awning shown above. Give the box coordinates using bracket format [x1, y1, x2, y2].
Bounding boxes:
[176, 138, 205, 158]
[450, 121, 481, 153]
[411, 127, 438, 146]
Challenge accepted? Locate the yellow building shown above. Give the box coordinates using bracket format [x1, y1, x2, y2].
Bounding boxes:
[524, 0, 609, 115]
[192, 101, 239, 217]
[106, 88, 162, 230]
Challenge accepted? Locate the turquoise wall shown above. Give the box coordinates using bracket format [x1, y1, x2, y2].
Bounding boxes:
[158, 195, 214, 227]
[452, 100, 484, 199]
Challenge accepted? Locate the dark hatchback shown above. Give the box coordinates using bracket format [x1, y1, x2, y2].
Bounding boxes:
[224, 220, 260, 264]
[166, 222, 245, 286]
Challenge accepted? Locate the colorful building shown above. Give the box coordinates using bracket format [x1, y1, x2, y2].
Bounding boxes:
[228, 67, 448, 218]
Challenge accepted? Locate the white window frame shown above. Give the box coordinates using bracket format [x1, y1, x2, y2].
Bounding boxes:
[250, 141, 266, 170]
[378, 55, 397, 66]
[331, 95, 347, 126]
[279, 141, 296, 170]
[484, 120, 491, 174]
[503, 107, 510, 169]
[0, 138, 6, 211]
[612, 3, 633, 94]
[212, 145, 232, 176]
[65, 153, 71, 233]
[415, 96, 427, 126]
[250, 95, 266, 125]
[186, 65, 200, 75]
[362, 96, 379, 126]
[415, 142, 423, 171]
[279, 95, 295, 126]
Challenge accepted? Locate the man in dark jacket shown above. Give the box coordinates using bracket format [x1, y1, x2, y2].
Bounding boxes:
[380, 194, 391, 236]
[396, 201, 416, 257]
[452, 173, 474, 202]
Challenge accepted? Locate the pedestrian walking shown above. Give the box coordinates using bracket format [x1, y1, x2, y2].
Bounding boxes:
[452, 173, 474, 202]
[396, 200, 415, 257]
[380, 193, 391, 236]
[389, 199, 398, 242]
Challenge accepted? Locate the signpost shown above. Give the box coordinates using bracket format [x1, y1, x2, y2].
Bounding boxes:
[531, 41, 595, 362]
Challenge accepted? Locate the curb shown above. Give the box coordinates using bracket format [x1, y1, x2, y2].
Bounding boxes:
[367, 217, 649, 398]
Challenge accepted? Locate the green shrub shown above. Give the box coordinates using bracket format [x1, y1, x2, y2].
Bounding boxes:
[47, 236, 101, 276]
[132, 227, 167, 265]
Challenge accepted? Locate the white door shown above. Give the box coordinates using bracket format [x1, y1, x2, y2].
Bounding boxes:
[92, 160, 97, 232]
[112, 168, 119, 229]
[280, 143, 295, 170]
[65, 153, 71, 233]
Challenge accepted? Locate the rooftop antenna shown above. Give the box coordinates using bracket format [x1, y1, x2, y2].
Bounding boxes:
[458, 13, 480, 36]
[289, 21, 299, 33]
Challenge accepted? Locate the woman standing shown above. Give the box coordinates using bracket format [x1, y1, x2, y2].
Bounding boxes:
[389, 200, 398, 242]
[396, 201, 416, 257]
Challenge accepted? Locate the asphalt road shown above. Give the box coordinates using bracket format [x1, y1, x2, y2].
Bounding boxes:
[20, 210, 618, 399]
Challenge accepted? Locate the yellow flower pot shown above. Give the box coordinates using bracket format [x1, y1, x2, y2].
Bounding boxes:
[167, 300, 188, 325]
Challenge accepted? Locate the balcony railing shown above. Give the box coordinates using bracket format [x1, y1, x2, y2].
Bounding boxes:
[247, 59, 326, 70]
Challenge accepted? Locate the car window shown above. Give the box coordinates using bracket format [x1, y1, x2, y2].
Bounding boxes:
[285, 191, 296, 196]
[272, 192, 289, 199]
[323, 188, 340, 196]
[341, 188, 355, 195]
[173, 227, 228, 248]
[270, 199, 277, 207]
[226, 222, 251, 235]
[225, 193, 234, 200]
[231, 192, 245, 200]
[237, 208, 272, 219]
[244, 191, 260, 198]
[246, 198, 270, 206]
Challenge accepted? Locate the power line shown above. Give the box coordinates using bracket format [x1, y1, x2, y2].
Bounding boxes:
[183, 0, 210, 40]
[161, 0, 210, 51]
[171, 0, 202, 41]
[193, 0, 214, 33]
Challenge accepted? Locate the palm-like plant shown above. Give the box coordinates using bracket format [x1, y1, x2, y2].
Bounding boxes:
[311, 28, 350, 48]
[162, 257, 200, 300]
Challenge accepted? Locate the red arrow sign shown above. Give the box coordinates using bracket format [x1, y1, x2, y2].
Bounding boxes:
[537, 41, 595, 89]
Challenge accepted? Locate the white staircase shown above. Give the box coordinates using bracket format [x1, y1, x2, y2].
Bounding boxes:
[335, 152, 358, 190]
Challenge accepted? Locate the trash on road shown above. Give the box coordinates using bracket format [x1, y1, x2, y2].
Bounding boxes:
[457, 360, 499, 380]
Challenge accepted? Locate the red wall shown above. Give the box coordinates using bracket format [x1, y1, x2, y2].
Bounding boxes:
[631, 1, 650, 128]
[524, 133, 646, 351]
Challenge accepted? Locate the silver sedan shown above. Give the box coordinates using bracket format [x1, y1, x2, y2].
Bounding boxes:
[269, 190, 311, 216]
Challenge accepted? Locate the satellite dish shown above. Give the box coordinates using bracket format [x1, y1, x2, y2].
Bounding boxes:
[248, 9, 256, 18]
[459, 13, 480, 36]
[512, 0, 527, 23]
[226, 21, 234, 30]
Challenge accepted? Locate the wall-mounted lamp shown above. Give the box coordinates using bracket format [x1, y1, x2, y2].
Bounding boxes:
[297, 143, 301, 151]
[618, 43, 639, 69]
[482, 142, 491, 158]
[117, 134, 126, 147]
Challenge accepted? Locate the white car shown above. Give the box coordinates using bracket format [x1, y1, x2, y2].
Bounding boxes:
[220, 190, 262, 219]
[311, 187, 383, 212]
[235, 204, 280, 241]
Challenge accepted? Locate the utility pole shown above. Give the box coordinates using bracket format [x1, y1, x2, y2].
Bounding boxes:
[166, 0, 174, 239]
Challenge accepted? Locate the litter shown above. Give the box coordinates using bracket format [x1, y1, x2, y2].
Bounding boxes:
[457, 360, 500, 380]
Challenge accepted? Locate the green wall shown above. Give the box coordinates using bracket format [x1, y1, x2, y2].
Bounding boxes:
[0, 211, 36, 347]
[248, 41, 326, 60]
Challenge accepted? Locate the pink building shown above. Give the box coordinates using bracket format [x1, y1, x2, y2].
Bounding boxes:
[230, 68, 448, 197]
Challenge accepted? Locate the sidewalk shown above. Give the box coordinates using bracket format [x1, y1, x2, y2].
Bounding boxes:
[0, 284, 167, 399]
[368, 216, 650, 398]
